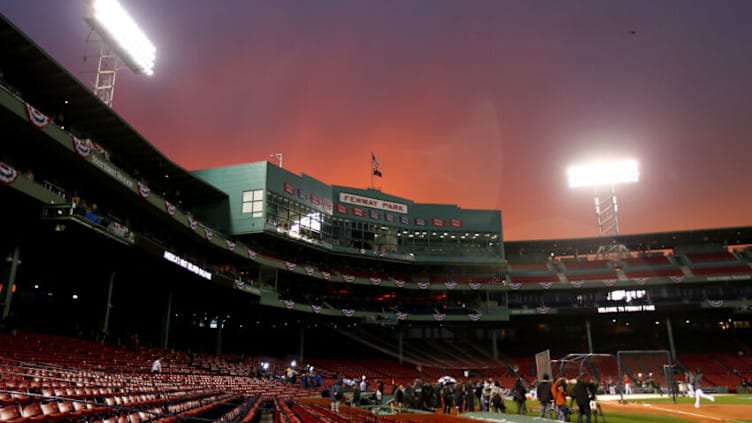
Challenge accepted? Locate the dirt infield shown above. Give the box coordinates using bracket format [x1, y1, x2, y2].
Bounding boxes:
[599, 400, 751, 423]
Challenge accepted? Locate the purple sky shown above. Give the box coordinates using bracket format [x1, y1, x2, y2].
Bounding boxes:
[2, 0, 751, 241]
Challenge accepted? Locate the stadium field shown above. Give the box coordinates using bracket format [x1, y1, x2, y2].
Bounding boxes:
[302, 394, 752, 423]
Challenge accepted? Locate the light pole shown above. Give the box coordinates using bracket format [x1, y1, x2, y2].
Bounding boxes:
[269, 153, 283, 168]
[568, 159, 639, 257]
[82, 0, 156, 107]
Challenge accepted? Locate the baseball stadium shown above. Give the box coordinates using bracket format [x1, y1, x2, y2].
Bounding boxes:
[1, 3, 752, 423]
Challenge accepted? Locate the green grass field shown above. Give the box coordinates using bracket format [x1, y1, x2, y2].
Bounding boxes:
[500, 394, 752, 423]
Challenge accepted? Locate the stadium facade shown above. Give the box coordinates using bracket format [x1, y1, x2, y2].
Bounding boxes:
[1, 12, 752, 367]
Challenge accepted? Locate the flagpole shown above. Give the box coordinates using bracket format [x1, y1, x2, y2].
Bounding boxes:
[370, 156, 374, 189]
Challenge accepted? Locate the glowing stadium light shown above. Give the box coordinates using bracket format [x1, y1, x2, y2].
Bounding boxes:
[85, 0, 156, 75]
[568, 159, 640, 244]
[567, 160, 639, 188]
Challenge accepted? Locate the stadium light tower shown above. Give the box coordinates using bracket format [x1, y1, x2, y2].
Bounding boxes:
[82, 0, 156, 107]
[567, 159, 639, 239]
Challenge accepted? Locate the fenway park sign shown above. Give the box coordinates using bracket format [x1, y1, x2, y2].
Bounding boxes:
[339, 193, 409, 214]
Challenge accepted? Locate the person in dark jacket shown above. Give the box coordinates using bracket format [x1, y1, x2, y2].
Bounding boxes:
[574, 374, 594, 423]
[536, 374, 554, 419]
[512, 376, 528, 415]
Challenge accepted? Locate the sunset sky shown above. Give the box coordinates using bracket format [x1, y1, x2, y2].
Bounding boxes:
[2, 0, 751, 241]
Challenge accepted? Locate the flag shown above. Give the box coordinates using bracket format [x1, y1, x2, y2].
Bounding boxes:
[371, 152, 382, 177]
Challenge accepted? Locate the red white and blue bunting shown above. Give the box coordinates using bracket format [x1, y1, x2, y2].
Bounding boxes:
[137, 181, 151, 199]
[72, 136, 91, 158]
[203, 227, 214, 241]
[602, 279, 617, 287]
[670, 276, 684, 283]
[432, 313, 447, 322]
[468, 281, 482, 290]
[304, 266, 315, 276]
[539, 282, 553, 289]
[444, 281, 457, 290]
[417, 281, 430, 290]
[247, 249, 257, 260]
[508, 282, 522, 290]
[187, 214, 198, 231]
[537, 305, 550, 314]
[341, 309, 355, 317]
[311, 305, 322, 314]
[24, 103, 50, 129]
[285, 261, 296, 272]
[467, 313, 482, 321]
[0, 162, 18, 185]
[370, 277, 382, 286]
[397, 312, 408, 320]
[707, 299, 724, 308]
[393, 279, 406, 288]
[634, 277, 648, 285]
[234, 279, 245, 289]
[321, 271, 331, 281]
[164, 201, 176, 217]
[342, 274, 355, 283]
[283, 299, 295, 309]
[569, 280, 585, 288]
[225, 240, 236, 251]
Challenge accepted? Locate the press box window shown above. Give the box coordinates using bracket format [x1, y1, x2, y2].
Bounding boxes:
[242, 189, 264, 217]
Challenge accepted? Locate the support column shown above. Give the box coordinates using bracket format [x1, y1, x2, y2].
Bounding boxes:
[215, 316, 222, 355]
[2, 247, 20, 321]
[586, 320, 594, 353]
[299, 326, 305, 362]
[102, 272, 115, 336]
[162, 292, 172, 349]
[398, 327, 403, 365]
[492, 328, 498, 360]
[665, 317, 676, 361]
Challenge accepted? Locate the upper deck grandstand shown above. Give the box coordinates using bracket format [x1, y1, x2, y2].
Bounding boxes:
[1, 8, 752, 423]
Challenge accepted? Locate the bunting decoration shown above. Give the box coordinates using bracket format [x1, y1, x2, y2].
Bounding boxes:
[444, 281, 457, 290]
[24, 103, 50, 129]
[187, 214, 198, 231]
[468, 281, 483, 290]
[137, 181, 151, 199]
[370, 277, 382, 286]
[707, 299, 724, 308]
[537, 305, 551, 315]
[203, 227, 214, 241]
[602, 279, 617, 287]
[304, 266, 315, 276]
[285, 261, 296, 272]
[569, 280, 585, 288]
[539, 282, 553, 290]
[393, 279, 406, 288]
[109, 222, 128, 237]
[342, 274, 355, 283]
[311, 305, 322, 314]
[670, 276, 685, 283]
[508, 281, 522, 290]
[234, 279, 245, 289]
[72, 136, 91, 158]
[247, 249, 257, 260]
[634, 277, 648, 285]
[283, 299, 295, 309]
[397, 312, 408, 320]
[225, 240, 236, 251]
[321, 271, 331, 281]
[0, 162, 18, 185]
[432, 313, 447, 322]
[342, 309, 355, 317]
[164, 201, 176, 217]
[417, 281, 430, 290]
[467, 313, 482, 321]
